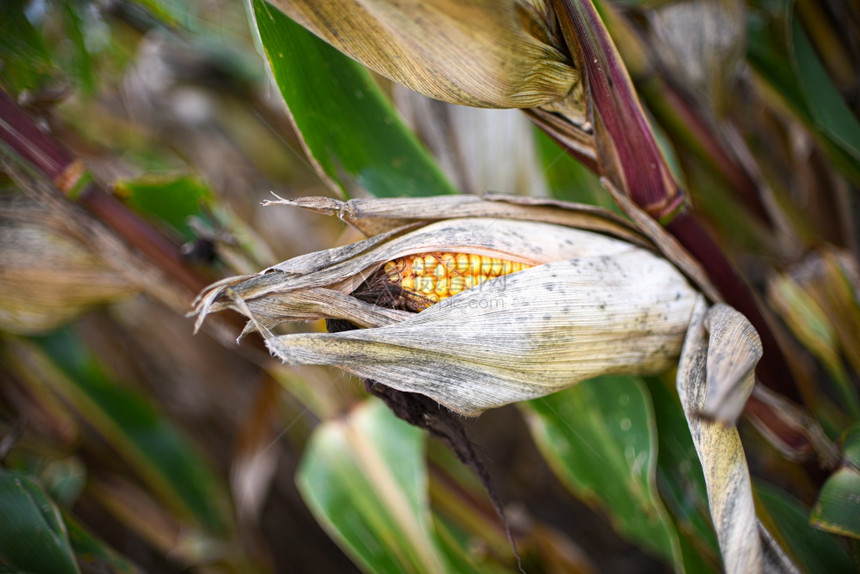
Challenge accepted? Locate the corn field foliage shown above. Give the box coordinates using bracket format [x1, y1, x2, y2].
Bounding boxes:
[0, 0, 859, 573]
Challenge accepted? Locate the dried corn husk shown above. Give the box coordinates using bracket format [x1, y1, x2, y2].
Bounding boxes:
[701, 303, 761, 424]
[677, 301, 799, 574]
[193, 195, 699, 415]
[262, 0, 578, 110]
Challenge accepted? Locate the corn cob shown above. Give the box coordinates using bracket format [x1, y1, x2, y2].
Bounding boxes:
[381, 252, 532, 311]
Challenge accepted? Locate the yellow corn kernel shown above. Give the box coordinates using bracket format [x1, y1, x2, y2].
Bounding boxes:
[412, 257, 424, 276]
[469, 254, 482, 274]
[379, 252, 533, 311]
[420, 277, 435, 294]
[481, 257, 493, 275]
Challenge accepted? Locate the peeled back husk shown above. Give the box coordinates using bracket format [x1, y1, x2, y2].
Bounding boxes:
[194, 198, 700, 415]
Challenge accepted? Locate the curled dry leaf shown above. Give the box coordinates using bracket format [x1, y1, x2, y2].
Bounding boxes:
[701, 303, 761, 425]
[262, 0, 578, 110]
[255, 0, 594, 166]
[677, 300, 799, 574]
[193, 195, 700, 415]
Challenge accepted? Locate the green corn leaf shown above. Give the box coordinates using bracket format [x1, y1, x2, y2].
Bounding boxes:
[125, 0, 198, 29]
[521, 375, 683, 569]
[249, 0, 457, 199]
[60, 1, 96, 96]
[811, 422, 860, 540]
[431, 518, 509, 574]
[790, 10, 860, 166]
[0, 1, 55, 94]
[534, 127, 608, 208]
[757, 480, 853, 572]
[748, 0, 860, 184]
[0, 471, 80, 574]
[115, 175, 212, 242]
[296, 398, 450, 573]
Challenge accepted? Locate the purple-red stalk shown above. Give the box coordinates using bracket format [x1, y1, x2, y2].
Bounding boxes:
[553, 0, 802, 403]
[554, 0, 682, 217]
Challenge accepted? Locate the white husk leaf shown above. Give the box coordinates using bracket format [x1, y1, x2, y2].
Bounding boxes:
[677, 300, 799, 574]
[267, 248, 698, 415]
[702, 304, 761, 424]
[194, 209, 700, 416]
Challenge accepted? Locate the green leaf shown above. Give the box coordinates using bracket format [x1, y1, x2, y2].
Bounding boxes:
[811, 467, 860, 538]
[431, 518, 507, 574]
[746, 3, 808, 122]
[645, 376, 721, 571]
[534, 127, 609, 208]
[521, 375, 683, 568]
[0, 471, 80, 574]
[747, 0, 860, 183]
[0, 1, 55, 93]
[61, 1, 96, 96]
[811, 424, 860, 540]
[125, 0, 198, 29]
[250, 0, 457, 199]
[296, 398, 449, 573]
[31, 330, 232, 535]
[115, 175, 212, 241]
[790, 11, 860, 164]
[757, 480, 854, 572]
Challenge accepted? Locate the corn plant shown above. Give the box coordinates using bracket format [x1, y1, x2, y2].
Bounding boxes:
[0, 0, 858, 573]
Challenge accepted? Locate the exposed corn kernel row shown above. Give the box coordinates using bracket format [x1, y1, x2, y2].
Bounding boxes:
[382, 252, 532, 311]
